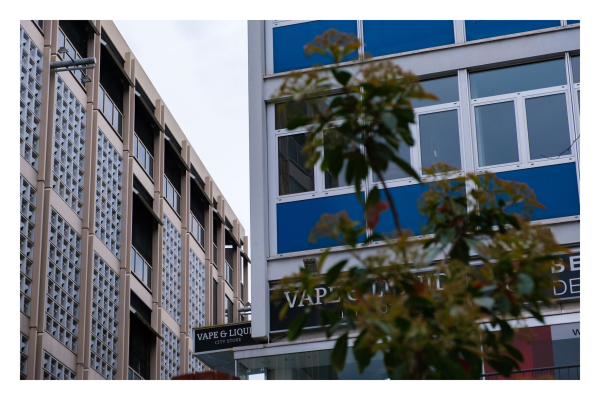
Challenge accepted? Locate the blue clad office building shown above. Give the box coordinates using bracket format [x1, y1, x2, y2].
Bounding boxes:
[240, 20, 580, 380]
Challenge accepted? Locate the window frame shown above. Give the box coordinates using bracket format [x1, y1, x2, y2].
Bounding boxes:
[468, 61, 577, 174]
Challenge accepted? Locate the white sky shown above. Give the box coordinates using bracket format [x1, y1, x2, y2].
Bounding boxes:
[114, 20, 251, 240]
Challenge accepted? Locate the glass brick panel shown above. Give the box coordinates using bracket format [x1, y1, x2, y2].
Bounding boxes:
[160, 323, 180, 380]
[52, 76, 86, 217]
[42, 351, 76, 380]
[20, 332, 29, 379]
[45, 208, 81, 353]
[162, 215, 181, 323]
[94, 129, 123, 259]
[20, 175, 36, 315]
[20, 26, 43, 170]
[189, 249, 206, 336]
[90, 252, 119, 380]
[189, 350, 205, 374]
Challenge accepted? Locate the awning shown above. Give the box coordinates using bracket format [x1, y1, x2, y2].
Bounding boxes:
[213, 207, 225, 224]
[133, 189, 163, 226]
[101, 40, 134, 88]
[87, 21, 100, 36]
[165, 136, 190, 171]
[130, 307, 162, 339]
[191, 177, 211, 204]
[135, 92, 164, 133]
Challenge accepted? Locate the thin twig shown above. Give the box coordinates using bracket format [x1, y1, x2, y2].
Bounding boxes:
[540, 135, 580, 160]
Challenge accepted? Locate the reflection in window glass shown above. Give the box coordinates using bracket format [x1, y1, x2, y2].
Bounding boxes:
[374, 141, 412, 182]
[275, 95, 344, 130]
[465, 20, 560, 41]
[412, 76, 459, 109]
[474, 101, 519, 167]
[324, 132, 352, 189]
[470, 59, 566, 99]
[526, 94, 571, 160]
[571, 56, 580, 83]
[419, 110, 461, 172]
[278, 134, 314, 195]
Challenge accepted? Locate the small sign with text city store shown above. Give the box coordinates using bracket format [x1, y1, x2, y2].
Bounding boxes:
[193, 322, 257, 353]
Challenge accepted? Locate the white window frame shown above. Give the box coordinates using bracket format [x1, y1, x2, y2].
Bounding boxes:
[469, 78, 577, 174]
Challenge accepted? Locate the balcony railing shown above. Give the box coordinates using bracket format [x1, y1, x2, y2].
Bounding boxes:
[213, 243, 218, 266]
[481, 365, 580, 380]
[128, 367, 145, 380]
[57, 27, 87, 86]
[190, 212, 205, 249]
[98, 84, 123, 137]
[163, 175, 181, 215]
[131, 246, 152, 290]
[133, 133, 154, 179]
[225, 260, 233, 287]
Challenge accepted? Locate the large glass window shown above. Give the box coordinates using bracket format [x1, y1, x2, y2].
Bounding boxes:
[225, 295, 234, 324]
[363, 20, 455, 58]
[373, 139, 411, 182]
[273, 20, 358, 73]
[571, 56, 580, 84]
[465, 20, 561, 41]
[411, 75, 459, 108]
[470, 59, 575, 169]
[278, 134, 315, 195]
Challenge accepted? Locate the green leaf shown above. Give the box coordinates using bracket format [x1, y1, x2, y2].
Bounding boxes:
[287, 115, 313, 131]
[517, 273, 535, 295]
[365, 187, 381, 210]
[331, 68, 352, 86]
[325, 259, 348, 286]
[495, 294, 511, 314]
[287, 311, 309, 341]
[352, 330, 372, 373]
[474, 297, 494, 310]
[390, 153, 421, 181]
[381, 112, 398, 131]
[331, 332, 349, 372]
[504, 344, 524, 363]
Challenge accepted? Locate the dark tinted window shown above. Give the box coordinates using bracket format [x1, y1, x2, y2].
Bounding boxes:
[278, 134, 315, 195]
[412, 75, 459, 108]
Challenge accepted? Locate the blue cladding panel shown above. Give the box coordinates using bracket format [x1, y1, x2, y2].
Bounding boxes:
[374, 184, 431, 237]
[277, 193, 364, 254]
[495, 163, 579, 221]
[273, 20, 358, 73]
[567, 20, 580, 25]
[465, 20, 561, 41]
[363, 20, 455, 57]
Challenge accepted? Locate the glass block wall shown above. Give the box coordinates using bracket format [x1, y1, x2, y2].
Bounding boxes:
[188, 350, 205, 374]
[42, 351, 76, 380]
[46, 208, 81, 353]
[162, 215, 181, 323]
[189, 249, 205, 335]
[95, 129, 123, 259]
[52, 76, 86, 217]
[20, 26, 43, 170]
[160, 323, 180, 380]
[90, 252, 119, 380]
[20, 332, 29, 380]
[20, 175, 36, 316]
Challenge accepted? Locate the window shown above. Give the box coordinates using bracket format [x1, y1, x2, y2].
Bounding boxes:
[98, 84, 123, 137]
[225, 259, 234, 287]
[57, 21, 89, 86]
[470, 59, 575, 170]
[190, 212, 205, 248]
[225, 295, 234, 324]
[418, 110, 462, 171]
[363, 20, 455, 58]
[465, 20, 561, 41]
[131, 246, 152, 289]
[571, 55, 580, 117]
[273, 20, 358, 73]
[278, 134, 314, 195]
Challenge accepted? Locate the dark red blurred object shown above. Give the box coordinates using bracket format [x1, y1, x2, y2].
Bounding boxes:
[172, 371, 240, 380]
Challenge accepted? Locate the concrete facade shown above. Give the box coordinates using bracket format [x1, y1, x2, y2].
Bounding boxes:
[19, 20, 250, 380]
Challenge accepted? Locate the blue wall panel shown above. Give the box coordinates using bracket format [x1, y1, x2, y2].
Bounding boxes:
[277, 193, 364, 254]
[273, 20, 358, 73]
[465, 20, 561, 41]
[374, 184, 431, 237]
[495, 163, 579, 221]
[363, 20, 455, 58]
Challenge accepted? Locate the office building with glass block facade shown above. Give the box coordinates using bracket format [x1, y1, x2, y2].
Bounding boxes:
[19, 20, 250, 380]
[246, 20, 580, 379]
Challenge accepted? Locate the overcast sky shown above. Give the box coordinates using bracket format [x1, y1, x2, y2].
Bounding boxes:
[114, 20, 251, 239]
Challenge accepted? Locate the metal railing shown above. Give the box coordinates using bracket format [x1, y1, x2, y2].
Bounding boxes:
[190, 212, 205, 249]
[128, 367, 145, 380]
[481, 365, 580, 380]
[98, 84, 123, 137]
[225, 260, 233, 287]
[57, 27, 87, 86]
[163, 175, 181, 215]
[131, 246, 152, 290]
[133, 132, 154, 179]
